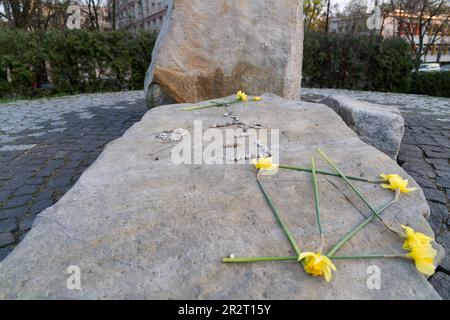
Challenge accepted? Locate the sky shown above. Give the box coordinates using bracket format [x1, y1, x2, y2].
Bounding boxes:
[335, 0, 353, 8]
[334, 0, 384, 10]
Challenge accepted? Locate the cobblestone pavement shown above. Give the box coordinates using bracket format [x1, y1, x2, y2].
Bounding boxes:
[302, 88, 450, 299]
[0, 91, 147, 260]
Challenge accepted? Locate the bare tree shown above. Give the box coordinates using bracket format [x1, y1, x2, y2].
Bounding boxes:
[304, 0, 326, 31]
[338, 0, 370, 33]
[78, 0, 107, 30]
[388, 0, 450, 67]
[110, 0, 116, 30]
[0, 0, 70, 30]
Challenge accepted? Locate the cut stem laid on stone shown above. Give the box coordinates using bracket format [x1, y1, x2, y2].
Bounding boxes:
[182, 99, 244, 111]
[317, 149, 382, 219]
[316, 149, 403, 255]
[182, 100, 236, 111]
[256, 171, 302, 257]
[311, 157, 325, 251]
[222, 253, 407, 263]
[279, 164, 380, 183]
[326, 192, 399, 257]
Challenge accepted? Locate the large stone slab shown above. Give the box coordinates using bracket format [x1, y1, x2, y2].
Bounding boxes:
[144, 0, 304, 108]
[320, 95, 404, 160]
[0, 94, 444, 299]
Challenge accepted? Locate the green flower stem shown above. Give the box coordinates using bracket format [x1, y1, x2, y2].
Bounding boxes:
[329, 254, 407, 260]
[222, 256, 297, 263]
[256, 172, 302, 257]
[222, 253, 407, 263]
[278, 164, 378, 183]
[317, 149, 381, 219]
[326, 195, 398, 257]
[182, 99, 243, 111]
[311, 157, 323, 238]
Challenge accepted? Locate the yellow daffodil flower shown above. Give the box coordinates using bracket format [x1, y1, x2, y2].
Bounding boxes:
[380, 173, 399, 181]
[298, 252, 337, 282]
[253, 96, 262, 101]
[408, 245, 436, 276]
[401, 224, 433, 251]
[253, 157, 278, 171]
[400, 224, 436, 275]
[380, 173, 417, 193]
[236, 90, 248, 101]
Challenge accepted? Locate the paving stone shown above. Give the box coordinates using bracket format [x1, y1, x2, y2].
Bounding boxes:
[436, 232, 450, 272]
[414, 136, 439, 145]
[0, 190, 12, 203]
[436, 170, 450, 180]
[433, 137, 450, 148]
[428, 202, 449, 234]
[0, 228, 15, 245]
[0, 144, 36, 152]
[0, 207, 27, 220]
[2, 195, 32, 209]
[429, 272, 450, 300]
[0, 218, 17, 233]
[434, 165, 450, 175]
[424, 158, 449, 167]
[18, 216, 35, 231]
[436, 177, 450, 189]
[411, 175, 435, 189]
[29, 198, 53, 216]
[0, 246, 13, 260]
[46, 175, 72, 189]
[0, 172, 13, 180]
[35, 168, 54, 178]
[423, 150, 448, 159]
[399, 144, 423, 158]
[24, 177, 45, 186]
[423, 187, 448, 205]
[13, 185, 39, 196]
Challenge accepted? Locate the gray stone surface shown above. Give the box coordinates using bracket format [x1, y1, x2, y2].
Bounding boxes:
[145, 0, 304, 108]
[0, 94, 443, 299]
[320, 95, 404, 160]
[302, 88, 450, 298]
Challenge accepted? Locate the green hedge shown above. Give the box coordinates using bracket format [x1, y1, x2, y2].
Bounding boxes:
[303, 32, 414, 93]
[303, 32, 449, 97]
[0, 30, 156, 99]
[410, 72, 450, 98]
[1, 30, 448, 99]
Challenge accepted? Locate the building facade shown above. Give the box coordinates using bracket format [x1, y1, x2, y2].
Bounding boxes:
[382, 11, 450, 63]
[329, 10, 450, 63]
[114, 0, 169, 32]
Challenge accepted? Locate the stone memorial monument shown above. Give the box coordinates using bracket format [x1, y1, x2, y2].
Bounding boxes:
[145, 0, 304, 108]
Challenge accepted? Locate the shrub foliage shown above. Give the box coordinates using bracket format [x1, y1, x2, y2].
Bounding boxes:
[303, 32, 449, 98]
[0, 30, 448, 99]
[0, 30, 156, 99]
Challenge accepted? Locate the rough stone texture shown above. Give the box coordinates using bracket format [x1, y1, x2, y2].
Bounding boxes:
[320, 95, 404, 160]
[0, 92, 147, 256]
[302, 88, 450, 298]
[0, 93, 444, 299]
[144, 0, 304, 108]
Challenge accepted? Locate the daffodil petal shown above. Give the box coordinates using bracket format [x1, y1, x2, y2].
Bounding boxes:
[298, 252, 315, 261]
[323, 267, 332, 282]
[415, 259, 435, 276]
